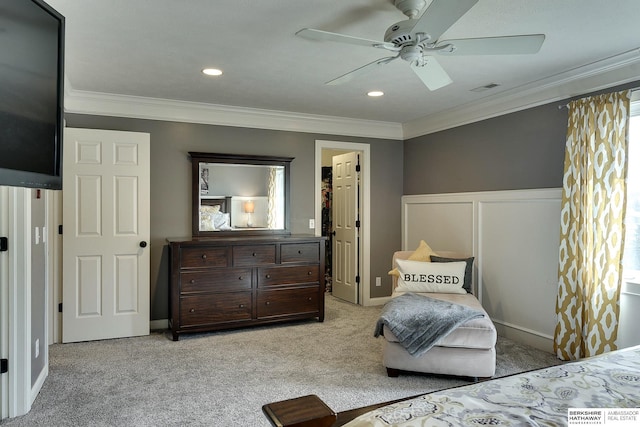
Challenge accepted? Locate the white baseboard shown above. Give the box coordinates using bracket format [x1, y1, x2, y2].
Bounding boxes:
[365, 296, 392, 306]
[150, 319, 168, 331]
[493, 321, 554, 354]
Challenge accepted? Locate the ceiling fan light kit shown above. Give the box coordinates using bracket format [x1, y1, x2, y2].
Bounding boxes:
[296, 0, 545, 92]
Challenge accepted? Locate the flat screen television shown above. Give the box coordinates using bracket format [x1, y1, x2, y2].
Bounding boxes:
[0, 0, 65, 190]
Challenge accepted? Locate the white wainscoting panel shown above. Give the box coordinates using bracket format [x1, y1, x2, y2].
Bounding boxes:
[402, 189, 562, 352]
[618, 281, 640, 349]
[402, 199, 474, 255]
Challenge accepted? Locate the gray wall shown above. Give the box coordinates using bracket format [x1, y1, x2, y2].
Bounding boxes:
[404, 82, 640, 195]
[30, 189, 46, 386]
[203, 164, 270, 197]
[63, 114, 403, 317]
[404, 102, 569, 194]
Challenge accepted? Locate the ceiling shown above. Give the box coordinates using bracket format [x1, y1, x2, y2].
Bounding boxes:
[48, 0, 640, 138]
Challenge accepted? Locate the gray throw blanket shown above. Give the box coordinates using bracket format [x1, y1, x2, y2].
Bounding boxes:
[374, 293, 484, 357]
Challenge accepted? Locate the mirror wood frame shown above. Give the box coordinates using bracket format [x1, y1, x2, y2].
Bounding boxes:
[190, 152, 293, 237]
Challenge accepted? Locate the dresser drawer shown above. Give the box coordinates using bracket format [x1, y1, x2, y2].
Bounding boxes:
[180, 247, 229, 268]
[258, 265, 320, 288]
[233, 244, 276, 266]
[180, 293, 252, 326]
[181, 268, 251, 293]
[257, 287, 319, 318]
[281, 242, 320, 263]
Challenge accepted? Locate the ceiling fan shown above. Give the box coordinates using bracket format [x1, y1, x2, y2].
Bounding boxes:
[296, 0, 545, 91]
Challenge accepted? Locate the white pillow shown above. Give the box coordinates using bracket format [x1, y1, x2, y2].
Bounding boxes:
[212, 211, 231, 230]
[395, 258, 467, 294]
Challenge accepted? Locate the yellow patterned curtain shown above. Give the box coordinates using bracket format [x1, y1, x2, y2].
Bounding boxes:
[554, 90, 631, 361]
[267, 167, 276, 229]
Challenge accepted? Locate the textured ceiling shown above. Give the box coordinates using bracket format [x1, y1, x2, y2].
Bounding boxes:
[47, 0, 640, 127]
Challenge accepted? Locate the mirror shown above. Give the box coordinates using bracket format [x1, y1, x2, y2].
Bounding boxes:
[190, 152, 293, 236]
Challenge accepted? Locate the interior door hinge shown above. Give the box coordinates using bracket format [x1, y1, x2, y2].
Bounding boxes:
[0, 237, 7, 252]
[58, 225, 63, 235]
[355, 220, 360, 228]
[355, 275, 360, 284]
[355, 164, 361, 172]
[58, 303, 63, 313]
[1, 359, 7, 374]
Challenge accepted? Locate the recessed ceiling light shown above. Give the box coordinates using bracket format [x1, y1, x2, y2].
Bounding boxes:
[202, 68, 223, 76]
[367, 91, 384, 97]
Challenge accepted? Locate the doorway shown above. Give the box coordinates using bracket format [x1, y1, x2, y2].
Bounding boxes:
[314, 140, 371, 305]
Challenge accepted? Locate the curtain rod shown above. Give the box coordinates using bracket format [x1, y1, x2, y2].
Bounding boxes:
[558, 88, 638, 110]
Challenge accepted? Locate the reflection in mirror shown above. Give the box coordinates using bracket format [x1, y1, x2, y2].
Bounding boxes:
[198, 163, 285, 231]
[190, 152, 293, 237]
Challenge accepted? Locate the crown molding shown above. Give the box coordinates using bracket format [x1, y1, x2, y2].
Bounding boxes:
[64, 48, 640, 142]
[63, 88, 404, 140]
[402, 48, 640, 139]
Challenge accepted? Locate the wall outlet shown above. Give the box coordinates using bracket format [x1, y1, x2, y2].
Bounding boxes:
[375, 277, 381, 287]
[35, 339, 40, 358]
[309, 219, 315, 229]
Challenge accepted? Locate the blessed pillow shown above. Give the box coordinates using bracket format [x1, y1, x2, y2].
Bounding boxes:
[388, 240, 438, 277]
[395, 258, 467, 294]
[430, 255, 474, 294]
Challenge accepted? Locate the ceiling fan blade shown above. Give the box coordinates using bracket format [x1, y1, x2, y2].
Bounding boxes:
[409, 0, 478, 42]
[326, 56, 398, 86]
[295, 28, 397, 51]
[410, 57, 452, 91]
[436, 34, 545, 55]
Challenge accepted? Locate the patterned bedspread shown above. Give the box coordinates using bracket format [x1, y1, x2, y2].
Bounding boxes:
[344, 346, 640, 426]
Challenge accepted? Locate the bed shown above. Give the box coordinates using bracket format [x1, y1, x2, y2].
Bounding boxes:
[199, 196, 233, 231]
[262, 345, 640, 426]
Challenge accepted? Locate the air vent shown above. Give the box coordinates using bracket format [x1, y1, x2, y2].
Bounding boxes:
[470, 83, 500, 93]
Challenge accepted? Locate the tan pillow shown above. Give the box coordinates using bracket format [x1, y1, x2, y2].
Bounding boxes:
[388, 240, 438, 277]
[200, 205, 221, 214]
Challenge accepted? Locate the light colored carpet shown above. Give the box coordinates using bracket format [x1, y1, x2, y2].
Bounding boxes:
[2, 295, 561, 426]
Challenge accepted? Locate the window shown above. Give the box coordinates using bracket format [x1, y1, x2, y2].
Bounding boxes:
[622, 95, 640, 283]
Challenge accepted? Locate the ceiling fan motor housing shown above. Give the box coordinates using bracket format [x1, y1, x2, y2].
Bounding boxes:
[384, 19, 428, 46]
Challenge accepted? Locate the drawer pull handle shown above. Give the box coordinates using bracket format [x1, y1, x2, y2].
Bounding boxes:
[307, 271, 312, 275]
[265, 301, 270, 305]
[190, 279, 196, 284]
[265, 274, 271, 279]
[252, 252, 257, 257]
[298, 250, 302, 254]
[201, 254, 207, 260]
[308, 297, 312, 301]
[189, 308, 195, 313]
[238, 276, 243, 280]
[239, 304, 245, 308]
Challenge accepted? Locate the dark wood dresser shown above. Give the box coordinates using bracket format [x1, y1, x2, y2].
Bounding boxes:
[168, 235, 326, 340]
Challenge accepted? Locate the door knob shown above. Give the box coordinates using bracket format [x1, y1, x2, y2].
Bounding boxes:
[139, 241, 147, 248]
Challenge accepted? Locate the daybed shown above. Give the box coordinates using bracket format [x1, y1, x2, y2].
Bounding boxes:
[380, 247, 497, 379]
[262, 345, 640, 427]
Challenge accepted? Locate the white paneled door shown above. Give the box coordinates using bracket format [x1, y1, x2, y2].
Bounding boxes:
[331, 152, 360, 304]
[62, 128, 150, 343]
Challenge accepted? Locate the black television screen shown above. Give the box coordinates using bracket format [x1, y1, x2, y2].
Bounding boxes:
[0, 0, 64, 190]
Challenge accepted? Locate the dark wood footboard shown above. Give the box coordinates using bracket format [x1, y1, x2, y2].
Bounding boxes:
[262, 374, 496, 425]
[263, 393, 423, 427]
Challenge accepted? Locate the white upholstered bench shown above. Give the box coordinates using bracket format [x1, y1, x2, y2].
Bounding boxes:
[383, 250, 497, 379]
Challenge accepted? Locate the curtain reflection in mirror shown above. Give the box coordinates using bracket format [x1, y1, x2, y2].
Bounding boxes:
[267, 166, 285, 229]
